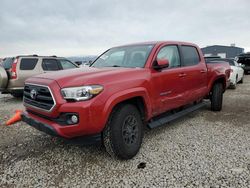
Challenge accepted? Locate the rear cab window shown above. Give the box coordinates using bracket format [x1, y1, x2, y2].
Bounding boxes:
[20, 58, 38, 70]
[181, 46, 200, 66]
[42, 59, 60, 71]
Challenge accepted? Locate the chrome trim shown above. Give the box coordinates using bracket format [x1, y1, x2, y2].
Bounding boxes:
[23, 83, 56, 112]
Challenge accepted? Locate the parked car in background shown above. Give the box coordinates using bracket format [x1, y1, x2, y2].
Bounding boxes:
[74, 61, 92, 67]
[0, 55, 79, 97]
[204, 56, 221, 62]
[236, 52, 250, 74]
[210, 58, 244, 89]
[22, 41, 231, 159]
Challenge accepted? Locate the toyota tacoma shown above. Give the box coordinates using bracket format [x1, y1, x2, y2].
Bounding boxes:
[21, 41, 231, 159]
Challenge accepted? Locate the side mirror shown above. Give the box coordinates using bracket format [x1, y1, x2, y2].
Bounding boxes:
[153, 59, 170, 70]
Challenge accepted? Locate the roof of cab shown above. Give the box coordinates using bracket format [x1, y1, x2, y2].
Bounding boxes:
[113, 41, 198, 48]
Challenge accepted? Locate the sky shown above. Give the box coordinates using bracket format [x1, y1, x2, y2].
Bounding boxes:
[0, 0, 250, 57]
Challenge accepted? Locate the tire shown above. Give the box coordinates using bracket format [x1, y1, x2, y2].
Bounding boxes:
[238, 76, 244, 84]
[211, 83, 223, 111]
[11, 92, 23, 98]
[231, 83, 236, 89]
[231, 76, 237, 89]
[103, 104, 143, 159]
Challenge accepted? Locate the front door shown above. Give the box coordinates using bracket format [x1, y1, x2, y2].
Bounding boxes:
[151, 45, 186, 115]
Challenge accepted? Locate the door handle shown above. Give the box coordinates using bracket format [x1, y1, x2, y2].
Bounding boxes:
[178, 73, 187, 77]
[200, 69, 206, 73]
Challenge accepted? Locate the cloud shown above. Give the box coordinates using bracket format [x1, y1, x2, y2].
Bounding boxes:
[0, 0, 250, 57]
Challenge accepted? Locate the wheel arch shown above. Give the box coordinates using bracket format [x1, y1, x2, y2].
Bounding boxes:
[102, 88, 152, 128]
[209, 76, 227, 93]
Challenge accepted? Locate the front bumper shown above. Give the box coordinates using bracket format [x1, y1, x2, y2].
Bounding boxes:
[22, 95, 106, 138]
[0, 87, 24, 94]
[22, 113, 58, 137]
[22, 109, 92, 138]
[21, 112, 102, 143]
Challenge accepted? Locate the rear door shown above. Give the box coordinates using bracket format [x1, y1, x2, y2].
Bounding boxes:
[179, 45, 208, 103]
[16, 57, 39, 87]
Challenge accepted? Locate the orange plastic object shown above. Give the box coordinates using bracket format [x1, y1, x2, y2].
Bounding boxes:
[6, 110, 22, 126]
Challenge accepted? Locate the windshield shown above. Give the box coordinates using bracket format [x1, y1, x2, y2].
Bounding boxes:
[91, 44, 154, 68]
[1, 57, 14, 69]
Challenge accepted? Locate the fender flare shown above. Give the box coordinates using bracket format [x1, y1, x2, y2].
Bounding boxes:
[208, 75, 227, 92]
[102, 87, 152, 125]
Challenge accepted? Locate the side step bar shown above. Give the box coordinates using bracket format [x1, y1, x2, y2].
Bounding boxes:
[148, 102, 207, 129]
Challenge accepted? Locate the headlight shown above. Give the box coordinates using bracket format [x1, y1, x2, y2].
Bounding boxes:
[61, 85, 103, 101]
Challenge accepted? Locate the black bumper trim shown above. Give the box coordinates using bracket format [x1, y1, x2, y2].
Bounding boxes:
[21, 113, 102, 144]
[21, 113, 59, 137]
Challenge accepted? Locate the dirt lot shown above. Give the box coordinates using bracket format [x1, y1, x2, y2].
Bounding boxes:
[0, 76, 249, 187]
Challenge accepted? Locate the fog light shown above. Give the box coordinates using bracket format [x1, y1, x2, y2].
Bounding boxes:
[71, 115, 78, 124]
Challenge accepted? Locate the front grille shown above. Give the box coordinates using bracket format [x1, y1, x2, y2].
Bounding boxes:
[24, 84, 55, 111]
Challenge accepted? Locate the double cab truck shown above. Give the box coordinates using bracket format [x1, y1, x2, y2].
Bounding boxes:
[21, 41, 231, 159]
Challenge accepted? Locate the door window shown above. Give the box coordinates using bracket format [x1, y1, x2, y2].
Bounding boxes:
[42, 59, 60, 71]
[20, 58, 38, 70]
[181, 46, 200, 66]
[157, 45, 181, 68]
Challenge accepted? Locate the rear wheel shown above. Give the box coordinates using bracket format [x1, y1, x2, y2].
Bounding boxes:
[103, 104, 143, 159]
[231, 83, 236, 89]
[211, 83, 223, 111]
[238, 75, 244, 84]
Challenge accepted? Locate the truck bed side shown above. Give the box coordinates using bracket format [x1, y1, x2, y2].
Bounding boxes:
[206, 61, 231, 91]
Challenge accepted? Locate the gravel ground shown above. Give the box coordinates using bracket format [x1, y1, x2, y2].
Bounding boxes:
[0, 76, 249, 187]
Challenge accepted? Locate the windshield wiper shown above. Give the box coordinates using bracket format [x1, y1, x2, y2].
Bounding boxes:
[110, 65, 122, 67]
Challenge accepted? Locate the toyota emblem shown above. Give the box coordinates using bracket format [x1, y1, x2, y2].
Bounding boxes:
[30, 89, 37, 99]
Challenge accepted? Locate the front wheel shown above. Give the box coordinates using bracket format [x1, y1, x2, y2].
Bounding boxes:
[211, 83, 223, 111]
[103, 104, 143, 159]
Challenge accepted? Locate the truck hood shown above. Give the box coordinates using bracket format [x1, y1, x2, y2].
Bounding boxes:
[31, 67, 147, 88]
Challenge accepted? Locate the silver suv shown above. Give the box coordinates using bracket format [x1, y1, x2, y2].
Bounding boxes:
[0, 55, 79, 97]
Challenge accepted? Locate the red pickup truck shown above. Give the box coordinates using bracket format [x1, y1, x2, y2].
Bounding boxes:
[22, 41, 231, 159]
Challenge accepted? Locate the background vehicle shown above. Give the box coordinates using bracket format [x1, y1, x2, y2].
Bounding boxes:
[22, 41, 231, 159]
[236, 52, 250, 74]
[204, 56, 221, 62]
[0, 55, 79, 97]
[210, 58, 244, 88]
